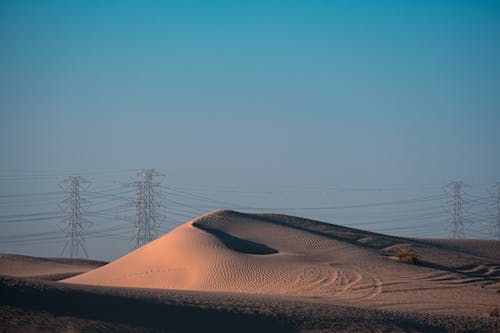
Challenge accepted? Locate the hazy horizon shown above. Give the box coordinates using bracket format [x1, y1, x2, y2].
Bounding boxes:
[1, 1, 499, 260]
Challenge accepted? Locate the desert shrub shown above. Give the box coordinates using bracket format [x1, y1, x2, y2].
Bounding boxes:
[487, 308, 499, 317]
[395, 246, 418, 264]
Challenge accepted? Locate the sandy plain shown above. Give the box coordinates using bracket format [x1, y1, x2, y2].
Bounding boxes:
[1, 210, 499, 332]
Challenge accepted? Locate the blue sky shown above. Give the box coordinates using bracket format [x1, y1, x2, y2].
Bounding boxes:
[1, 0, 499, 186]
[1, 1, 499, 258]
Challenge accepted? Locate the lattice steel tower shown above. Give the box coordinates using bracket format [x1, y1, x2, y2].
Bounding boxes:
[59, 176, 91, 258]
[448, 181, 465, 238]
[130, 169, 162, 249]
[493, 183, 500, 240]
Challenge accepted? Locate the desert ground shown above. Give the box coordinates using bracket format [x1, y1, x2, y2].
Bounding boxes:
[1, 210, 499, 332]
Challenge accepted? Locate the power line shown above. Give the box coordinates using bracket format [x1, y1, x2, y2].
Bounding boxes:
[162, 186, 448, 211]
[0, 169, 137, 179]
[2, 173, 500, 256]
[0, 191, 63, 198]
[447, 181, 465, 239]
[59, 176, 91, 258]
[493, 182, 500, 240]
[128, 169, 164, 249]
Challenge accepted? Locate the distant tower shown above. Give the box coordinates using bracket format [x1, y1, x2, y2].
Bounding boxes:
[493, 183, 500, 240]
[130, 169, 163, 249]
[447, 181, 465, 238]
[59, 176, 91, 258]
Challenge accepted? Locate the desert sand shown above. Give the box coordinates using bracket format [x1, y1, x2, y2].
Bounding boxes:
[1, 210, 499, 332]
[0, 253, 106, 280]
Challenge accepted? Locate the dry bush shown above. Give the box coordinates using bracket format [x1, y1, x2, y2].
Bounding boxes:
[486, 307, 499, 317]
[395, 247, 418, 264]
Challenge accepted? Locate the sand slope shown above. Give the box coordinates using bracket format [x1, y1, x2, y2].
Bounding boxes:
[2, 275, 500, 333]
[63, 210, 500, 317]
[0, 253, 106, 280]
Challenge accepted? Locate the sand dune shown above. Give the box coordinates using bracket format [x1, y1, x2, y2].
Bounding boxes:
[63, 210, 500, 317]
[0, 253, 106, 280]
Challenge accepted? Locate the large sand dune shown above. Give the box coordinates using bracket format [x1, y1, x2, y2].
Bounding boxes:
[63, 210, 500, 317]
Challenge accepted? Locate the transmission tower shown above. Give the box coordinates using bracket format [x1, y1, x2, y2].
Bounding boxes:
[447, 181, 465, 238]
[493, 183, 500, 240]
[129, 169, 163, 249]
[59, 176, 91, 258]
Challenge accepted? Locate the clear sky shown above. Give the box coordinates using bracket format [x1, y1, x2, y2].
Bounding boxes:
[1, 1, 499, 259]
